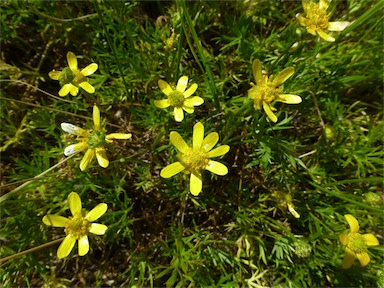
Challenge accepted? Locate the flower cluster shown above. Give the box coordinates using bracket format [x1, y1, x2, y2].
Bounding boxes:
[62, 105, 132, 171]
[155, 76, 204, 122]
[339, 214, 379, 269]
[248, 59, 302, 123]
[297, 0, 349, 42]
[49, 52, 98, 96]
[43, 192, 108, 258]
[161, 122, 229, 196]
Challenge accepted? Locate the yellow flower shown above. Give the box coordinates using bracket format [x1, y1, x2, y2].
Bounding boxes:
[49, 51, 98, 96]
[160, 122, 230, 196]
[155, 76, 204, 122]
[248, 59, 302, 123]
[296, 0, 350, 42]
[62, 105, 132, 171]
[340, 214, 379, 269]
[43, 192, 108, 259]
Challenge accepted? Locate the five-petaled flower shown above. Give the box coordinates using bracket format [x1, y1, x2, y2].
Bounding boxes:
[248, 59, 302, 123]
[49, 51, 98, 96]
[296, 0, 350, 42]
[61, 105, 132, 171]
[43, 192, 108, 259]
[160, 122, 230, 196]
[155, 76, 204, 122]
[340, 214, 379, 269]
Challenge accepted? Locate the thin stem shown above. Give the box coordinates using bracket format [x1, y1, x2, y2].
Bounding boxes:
[0, 80, 76, 104]
[0, 154, 75, 203]
[0, 237, 65, 264]
[94, 1, 133, 113]
[0, 96, 122, 129]
[177, 0, 220, 110]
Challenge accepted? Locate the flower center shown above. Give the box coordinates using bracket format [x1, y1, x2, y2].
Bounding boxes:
[65, 212, 90, 239]
[347, 233, 368, 254]
[59, 67, 76, 85]
[58, 67, 87, 86]
[306, 3, 330, 30]
[168, 90, 185, 107]
[72, 69, 87, 85]
[254, 78, 282, 106]
[179, 147, 209, 172]
[87, 130, 106, 149]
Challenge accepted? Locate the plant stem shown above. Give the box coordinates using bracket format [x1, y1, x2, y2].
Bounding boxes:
[0, 237, 65, 264]
[0, 154, 75, 203]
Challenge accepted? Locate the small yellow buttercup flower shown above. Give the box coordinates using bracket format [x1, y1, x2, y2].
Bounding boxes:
[340, 214, 379, 269]
[155, 76, 204, 122]
[49, 51, 98, 96]
[160, 122, 230, 196]
[43, 192, 108, 259]
[62, 105, 132, 171]
[248, 59, 302, 123]
[296, 0, 350, 42]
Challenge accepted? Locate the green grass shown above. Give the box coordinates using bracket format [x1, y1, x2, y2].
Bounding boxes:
[1, 0, 383, 287]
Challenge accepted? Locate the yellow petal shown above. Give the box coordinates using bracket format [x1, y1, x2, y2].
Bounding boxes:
[68, 84, 79, 96]
[170, 131, 189, 153]
[184, 96, 204, 106]
[319, 0, 329, 10]
[81, 63, 98, 76]
[57, 235, 76, 259]
[206, 160, 228, 175]
[79, 82, 95, 93]
[277, 94, 302, 104]
[274, 67, 294, 85]
[263, 101, 278, 123]
[184, 83, 198, 97]
[59, 84, 71, 96]
[356, 252, 370, 267]
[362, 234, 379, 247]
[174, 107, 184, 122]
[42, 215, 68, 227]
[190, 172, 202, 196]
[61, 123, 86, 135]
[341, 248, 356, 269]
[85, 203, 108, 222]
[78, 235, 89, 256]
[89, 223, 108, 235]
[49, 70, 61, 80]
[68, 192, 82, 216]
[344, 214, 359, 233]
[193, 122, 204, 149]
[176, 76, 188, 92]
[340, 231, 349, 246]
[317, 30, 335, 42]
[182, 105, 195, 114]
[207, 145, 230, 158]
[158, 79, 173, 96]
[296, 14, 307, 27]
[160, 162, 185, 178]
[106, 133, 132, 140]
[328, 21, 349, 32]
[80, 149, 95, 171]
[66, 51, 78, 71]
[302, 0, 311, 13]
[202, 132, 219, 152]
[154, 99, 170, 108]
[287, 203, 300, 218]
[64, 142, 88, 156]
[96, 146, 109, 168]
[252, 59, 263, 85]
[93, 105, 101, 129]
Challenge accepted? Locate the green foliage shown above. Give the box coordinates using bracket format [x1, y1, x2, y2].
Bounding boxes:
[0, 0, 382, 287]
